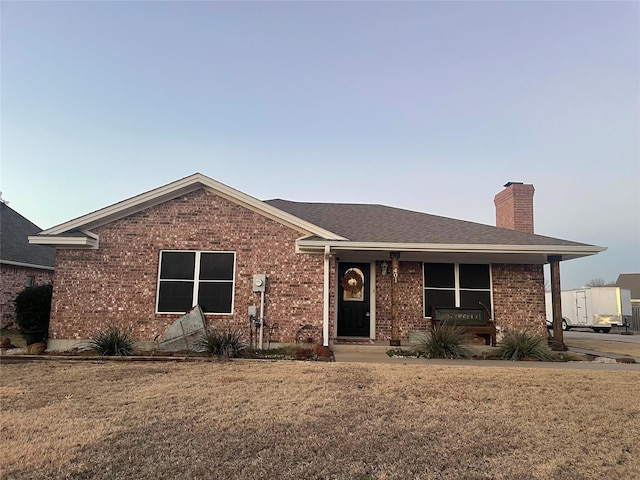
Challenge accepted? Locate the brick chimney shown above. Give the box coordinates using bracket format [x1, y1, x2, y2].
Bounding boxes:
[494, 182, 535, 233]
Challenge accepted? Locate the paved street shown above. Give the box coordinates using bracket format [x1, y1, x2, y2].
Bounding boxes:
[563, 328, 640, 344]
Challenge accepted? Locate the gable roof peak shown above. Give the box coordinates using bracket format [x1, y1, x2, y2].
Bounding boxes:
[30, 173, 346, 244]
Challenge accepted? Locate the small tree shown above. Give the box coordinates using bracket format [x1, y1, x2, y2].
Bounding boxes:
[586, 278, 610, 287]
[14, 284, 53, 342]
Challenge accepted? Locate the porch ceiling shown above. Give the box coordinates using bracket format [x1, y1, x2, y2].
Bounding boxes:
[325, 250, 553, 264]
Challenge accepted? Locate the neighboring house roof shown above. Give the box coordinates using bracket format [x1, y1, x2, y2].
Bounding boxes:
[615, 274, 640, 300]
[29, 172, 605, 263]
[0, 202, 55, 270]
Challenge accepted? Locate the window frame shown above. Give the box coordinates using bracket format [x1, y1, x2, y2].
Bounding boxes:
[156, 250, 236, 315]
[422, 263, 493, 318]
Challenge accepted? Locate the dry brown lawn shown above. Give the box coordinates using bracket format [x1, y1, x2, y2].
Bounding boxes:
[1, 359, 639, 480]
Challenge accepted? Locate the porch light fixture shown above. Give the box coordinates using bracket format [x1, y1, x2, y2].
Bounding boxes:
[380, 261, 389, 276]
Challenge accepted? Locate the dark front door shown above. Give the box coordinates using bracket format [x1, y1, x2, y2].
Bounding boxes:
[337, 262, 370, 337]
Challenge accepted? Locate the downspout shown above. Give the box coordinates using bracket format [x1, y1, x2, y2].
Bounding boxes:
[259, 289, 265, 350]
[323, 245, 330, 347]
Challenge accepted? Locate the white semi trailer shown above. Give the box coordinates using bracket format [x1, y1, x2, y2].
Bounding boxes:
[545, 287, 632, 333]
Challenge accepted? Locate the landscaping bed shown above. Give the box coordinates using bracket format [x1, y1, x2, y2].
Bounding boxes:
[1, 328, 333, 362]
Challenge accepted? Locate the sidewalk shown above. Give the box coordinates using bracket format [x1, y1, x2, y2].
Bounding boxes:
[331, 343, 640, 370]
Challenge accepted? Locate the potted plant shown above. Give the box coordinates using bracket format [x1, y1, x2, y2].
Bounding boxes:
[14, 284, 53, 346]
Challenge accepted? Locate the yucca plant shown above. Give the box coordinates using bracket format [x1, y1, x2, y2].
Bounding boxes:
[495, 332, 553, 361]
[412, 325, 471, 359]
[197, 329, 245, 357]
[90, 326, 135, 356]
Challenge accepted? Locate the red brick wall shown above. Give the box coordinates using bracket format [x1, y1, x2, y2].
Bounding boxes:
[50, 189, 324, 343]
[491, 263, 546, 334]
[49, 188, 547, 345]
[494, 183, 535, 233]
[328, 257, 337, 341]
[0, 264, 54, 329]
[374, 262, 391, 338]
[375, 261, 425, 341]
[371, 261, 545, 340]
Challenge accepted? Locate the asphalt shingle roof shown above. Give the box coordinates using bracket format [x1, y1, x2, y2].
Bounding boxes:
[264, 199, 589, 247]
[0, 202, 55, 268]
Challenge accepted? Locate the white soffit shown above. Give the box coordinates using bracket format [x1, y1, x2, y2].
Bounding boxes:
[296, 240, 606, 260]
[28, 234, 98, 249]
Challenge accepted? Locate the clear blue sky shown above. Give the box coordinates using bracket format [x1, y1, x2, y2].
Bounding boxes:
[2, 1, 638, 289]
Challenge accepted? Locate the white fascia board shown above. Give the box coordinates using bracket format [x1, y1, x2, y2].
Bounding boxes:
[205, 179, 347, 240]
[296, 240, 607, 257]
[36, 173, 346, 241]
[0, 260, 55, 271]
[28, 235, 98, 249]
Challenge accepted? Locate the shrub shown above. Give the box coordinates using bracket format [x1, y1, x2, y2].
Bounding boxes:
[14, 284, 53, 335]
[295, 347, 313, 360]
[495, 332, 553, 361]
[90, 326, 135, 356]
[242, 344, 332, 361]
[412, 325, 472, 359]
[311, 343, 332, 361]
[249, 345, 297, 360]
[25, 342, 47, 355]
[197, 329, 245, 357]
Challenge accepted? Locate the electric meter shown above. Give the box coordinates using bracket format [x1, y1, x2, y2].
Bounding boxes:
[252, 274, 266, 292]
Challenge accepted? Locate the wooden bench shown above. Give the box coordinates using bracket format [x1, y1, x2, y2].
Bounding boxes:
[431, 307, 497, 347]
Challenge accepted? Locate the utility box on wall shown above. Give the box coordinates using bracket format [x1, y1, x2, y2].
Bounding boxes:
[252, 274, 266, 292]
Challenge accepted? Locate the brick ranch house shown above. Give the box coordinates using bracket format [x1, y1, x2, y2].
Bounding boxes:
[1, 202, 55, 329]
[29, 173, 604, 351]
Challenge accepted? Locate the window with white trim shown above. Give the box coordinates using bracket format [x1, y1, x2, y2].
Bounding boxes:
[157, 251, 235, 314]
[423, 263, 491, 317]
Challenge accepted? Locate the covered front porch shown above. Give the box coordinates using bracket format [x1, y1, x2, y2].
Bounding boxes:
[314, 243, 592, 349]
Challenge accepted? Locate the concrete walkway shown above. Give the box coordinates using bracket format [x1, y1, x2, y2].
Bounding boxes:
[331, 344, 640, 371]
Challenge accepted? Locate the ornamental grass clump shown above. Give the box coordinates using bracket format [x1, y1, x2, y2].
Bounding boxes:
[412, 325, 472, 359]
[495, 332, 554, 361]
[89, 326, 135, 356]
[197, 329, 245, 358]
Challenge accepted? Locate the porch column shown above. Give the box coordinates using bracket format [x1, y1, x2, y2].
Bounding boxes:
[549, 255, 565, 351]
[390, 252, 401, 346]
[323, 245, 330, 347]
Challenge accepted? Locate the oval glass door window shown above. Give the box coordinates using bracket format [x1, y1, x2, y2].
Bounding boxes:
[342, 267, 365, 302]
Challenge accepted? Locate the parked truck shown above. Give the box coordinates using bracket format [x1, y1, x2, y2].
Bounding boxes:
[545, 287, 632, 333]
